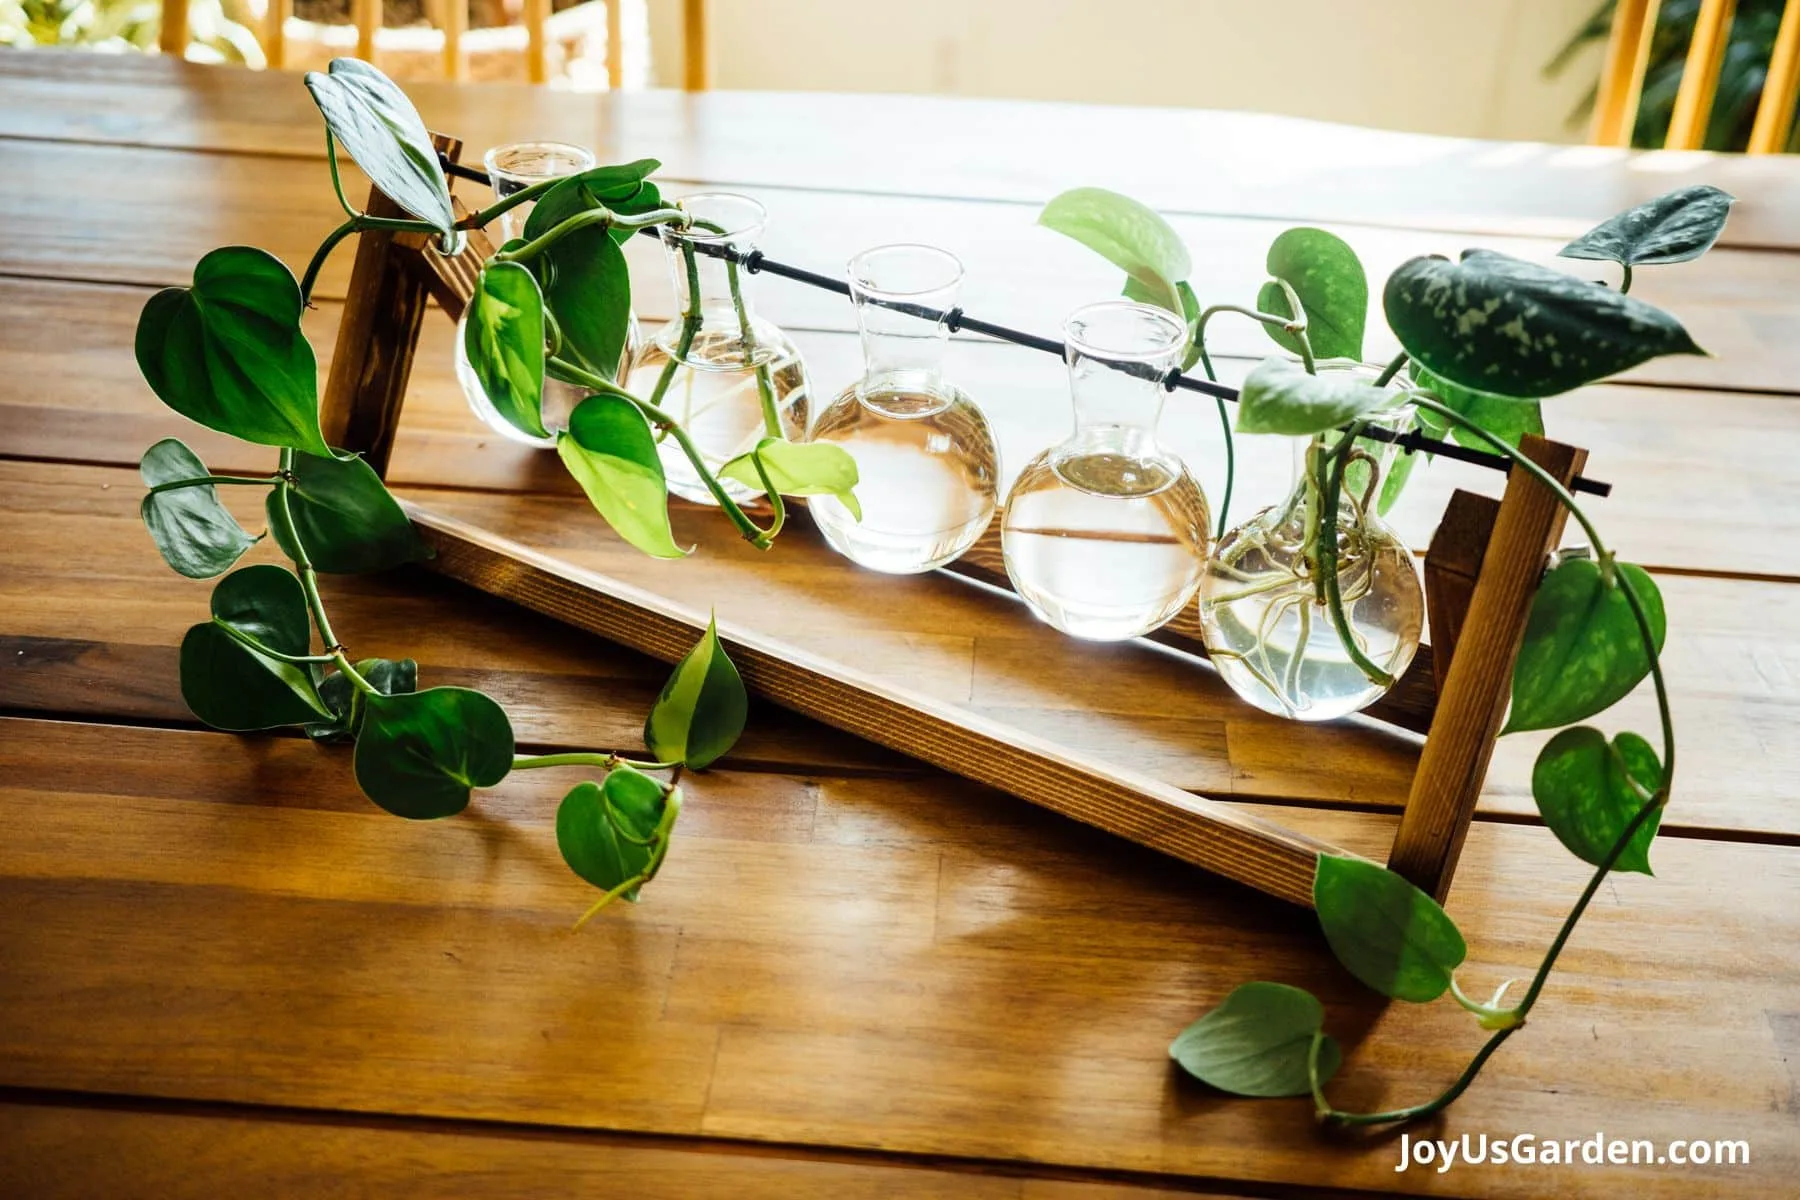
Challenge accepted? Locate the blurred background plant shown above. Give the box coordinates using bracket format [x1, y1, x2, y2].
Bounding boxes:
[1550, 0, 1799, 150]
[0, 0, 264, 63]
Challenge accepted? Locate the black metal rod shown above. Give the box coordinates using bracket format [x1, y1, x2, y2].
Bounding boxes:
[444, 155, 1611, 498]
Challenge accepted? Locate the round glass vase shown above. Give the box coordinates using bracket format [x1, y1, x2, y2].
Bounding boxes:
[1000, 301, 1213, 641]
[1197, 381, 1425, 721]
[808, 244, 1000, 573]
[621, 192, 810, 506]
[454, 141, 641, 447]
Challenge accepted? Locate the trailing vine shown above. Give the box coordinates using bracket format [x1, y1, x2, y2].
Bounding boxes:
[133, 58, 862, 922]
[1044, 183, 1729, 1124]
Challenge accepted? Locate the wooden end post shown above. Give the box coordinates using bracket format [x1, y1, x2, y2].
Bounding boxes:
[1387, 435, 1587, 902]
[319, 133, 465, 478]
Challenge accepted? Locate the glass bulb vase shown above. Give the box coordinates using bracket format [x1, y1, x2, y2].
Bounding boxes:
[1001, 301, 1212, 641]
[1198, 396, 1425, 721]
[621, 192, 810, 506]
[809, 243, 1000, 573]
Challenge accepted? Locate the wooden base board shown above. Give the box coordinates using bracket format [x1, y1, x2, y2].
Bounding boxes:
[408, 502, 1338, 907]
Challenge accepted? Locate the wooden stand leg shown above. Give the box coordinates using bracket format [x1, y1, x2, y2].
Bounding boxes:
[1387, 435, 1587, 902]
[319, 134, 465, 476]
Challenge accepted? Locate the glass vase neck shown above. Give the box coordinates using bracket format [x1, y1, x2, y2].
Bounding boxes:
[847, 243, 963, 415]
[1059, 301, 1186, 459]
[658, 193, 768, 356]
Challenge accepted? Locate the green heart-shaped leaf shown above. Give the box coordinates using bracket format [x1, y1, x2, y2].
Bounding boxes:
[1559, 185, 1735, 268]
[1506, 558, 1666, 734]
[1384, 250, 1704, 399]
[1314, 854, 1467, 1002]
[555, 766, 670, 901]
[1168, 982, 1342, 1098]
[1039, 187, 1189, 315]
[720, 438, 862, 519]
[521, 159, 662, 244]
[1532, 726, 1664, 874]
[1235, 357, 1398, 436]
[465, 262, 549, 439]
[136, 246, 333, 457]
[180, 564, 332, 730]
[557, 393, 685, 559]
[645, 615, 747, 771]
[1255, 227, 1368, 362]
[305, 656, 417, 743]
[139, 438, 261, 579]
[304, 58, 454, 235]
[268, 451, 429, 574]
[353, 686, 514, 819]
[1407, 361, 1543, 450]
[522, 162, 661, 383]
[539, 222, 634, 383]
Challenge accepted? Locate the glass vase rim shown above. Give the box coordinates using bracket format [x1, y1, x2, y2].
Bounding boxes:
[670, 191, 768, 242]
[846, 242, 965, 298]
[1063, 300, 1187, 363]
[482, 140, 598, 187]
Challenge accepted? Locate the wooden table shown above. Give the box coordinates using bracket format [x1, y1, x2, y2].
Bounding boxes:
[3, 50, 1798, 1198]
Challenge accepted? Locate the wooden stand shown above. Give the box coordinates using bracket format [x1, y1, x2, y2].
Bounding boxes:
[322, 143, 1587, 909]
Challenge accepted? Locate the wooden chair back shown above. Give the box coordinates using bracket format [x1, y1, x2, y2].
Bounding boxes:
[158, 0, 711, 90]
[1593, 0, 1800, 152]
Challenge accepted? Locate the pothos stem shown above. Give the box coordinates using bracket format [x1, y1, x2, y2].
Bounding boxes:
[548, 356, 782, 549]
[1316, 422, 1395, 687]
[687, 215, 784, 439]
[512, 752, 682, 771]
[490, 206, 689, 267]
[1271, 279, 1316, 374]
[270, 449, 340, 650]
[146, 473, 282, 495]
[648, 236, 706, 419]
[1372, 350, 1409, 388]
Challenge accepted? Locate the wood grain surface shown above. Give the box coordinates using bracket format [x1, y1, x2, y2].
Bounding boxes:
[2, 50, 1797, 1199]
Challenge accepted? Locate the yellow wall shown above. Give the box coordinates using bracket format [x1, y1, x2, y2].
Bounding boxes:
[650, 0, 1607, 143]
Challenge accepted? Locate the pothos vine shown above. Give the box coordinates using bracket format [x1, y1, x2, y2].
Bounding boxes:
[133, 57, 1728, 1128]
[135, 59, 862, 927]
[1043, 182, 1724, 1125]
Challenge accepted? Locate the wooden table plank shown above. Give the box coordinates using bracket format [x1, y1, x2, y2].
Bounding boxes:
[4, 137, 1794, 398]
[6, 275, 1800, 581]
[3, 458, 1794, 842]
[5, 50, 1800, 252]
[0, 1099, 1231, 1199]
[1, 716, 1794, 1198]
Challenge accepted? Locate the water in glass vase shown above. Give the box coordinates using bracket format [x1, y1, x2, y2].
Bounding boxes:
[1200, 511, 1422, 721]
[810, 386, 999, 572]
[624, 325, 809, 504]
[630, 192, 811, 506]
[809, 243, 999, 573]
[1001, 300, 1211, 641]
[1004, 448, 1210, 640]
